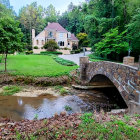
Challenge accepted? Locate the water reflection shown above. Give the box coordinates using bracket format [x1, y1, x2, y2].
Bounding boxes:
[0, 88, 126, 121]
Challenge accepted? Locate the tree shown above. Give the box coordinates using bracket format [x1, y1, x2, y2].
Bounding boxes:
[43, 40, 59, 52]
[58, 12, 69, 29]
[68, 2, 75, 12]
[0, 0, 13, 9]
[19, 2, 45, 45]
[95, 28, 129, 60]
[126, 8, 140, 59]
[45, 4, 59, 24]
[77, 33, 89, 48]
[0, 17, 23, 72]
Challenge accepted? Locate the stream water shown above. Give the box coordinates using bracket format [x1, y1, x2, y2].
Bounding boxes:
[0, 88, 127, 121]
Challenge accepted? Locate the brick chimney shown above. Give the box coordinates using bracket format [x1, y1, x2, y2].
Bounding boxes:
[32, 29, 35, 40]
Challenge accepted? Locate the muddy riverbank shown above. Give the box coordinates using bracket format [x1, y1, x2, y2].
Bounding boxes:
[0, 84, 127, 121]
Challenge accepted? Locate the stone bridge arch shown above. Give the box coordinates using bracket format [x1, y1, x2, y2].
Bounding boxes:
[80, 56, 140, 114]
[89, 74, 128, 107]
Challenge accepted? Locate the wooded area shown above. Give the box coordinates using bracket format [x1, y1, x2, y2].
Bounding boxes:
[0, 0, 140, 62]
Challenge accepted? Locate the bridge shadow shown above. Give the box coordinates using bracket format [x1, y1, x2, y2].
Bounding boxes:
[89, 74, 128, 109]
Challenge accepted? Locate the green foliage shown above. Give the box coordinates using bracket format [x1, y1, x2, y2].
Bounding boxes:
[16, 131, 22, 140]
[124, 115, 131, 122]
[8, 113, 140, 139]
[0, 55, 78, 77]
[95, 28, 129, 60]
[40, 51, 62, 55]
[80, 113, 94, 124]
[19, 2, 46, 45]
[1, 85, 21, 96]
[34, 114, 38, 120]
[45, 4, 59, 24]
[60, 88, 68, 95]
[34, 46, 38, 49]
[54, 85, 63, 90]
[43, 40, 59, 52]
[0, 6, 23, 71]
[25, 51, 33, 55]
[58, 5, 85, 35]
[126, 8, 140, 60]
[53, 56, 77, 66]
[64, 105, 72, 111]
[77, 33, 89, 48]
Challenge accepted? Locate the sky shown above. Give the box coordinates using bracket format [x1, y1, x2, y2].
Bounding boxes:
[10, 0, 85, 14]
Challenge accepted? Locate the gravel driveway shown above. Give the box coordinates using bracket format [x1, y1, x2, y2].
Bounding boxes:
[58, 51, 91, 65]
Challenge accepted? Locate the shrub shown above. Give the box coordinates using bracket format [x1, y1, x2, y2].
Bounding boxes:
[40, 51, 62, 55]
[64, 47, 70, 50]
[89, 53, 109, 61]
[77, 33, 89, 48]
[34, 46, 38, 49]
[70, 51, 75, 54]
[95, 28, 129, 61]
[70, 49, 81, 54]
[75, 49, 80, 53]
[25, 45, 32, 51]
[25, 51, 33, 55]
[43, 40, 59, 51]
[53, 56, 77, 66]
[72, 44, 78, 50]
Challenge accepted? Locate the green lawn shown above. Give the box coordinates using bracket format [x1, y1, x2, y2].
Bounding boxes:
[0, 55, 78, 77]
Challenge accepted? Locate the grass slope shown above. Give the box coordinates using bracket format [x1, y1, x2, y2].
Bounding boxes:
[0, 55, 78, 77]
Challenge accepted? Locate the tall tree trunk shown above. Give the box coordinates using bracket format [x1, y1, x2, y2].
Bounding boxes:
[0, 54, 4, 64]
[4, 53, 7, 72]
[122, 0, 127, 24]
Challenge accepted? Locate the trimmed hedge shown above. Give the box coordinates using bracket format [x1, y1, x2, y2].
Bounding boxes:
[89, 53, 110, 61]
[40, 51, 62, 55]
[25, 51, 33, 55]
[70, 49, 83, 54]
[53, 56, 77, 66]
[34, 46, 38, 49]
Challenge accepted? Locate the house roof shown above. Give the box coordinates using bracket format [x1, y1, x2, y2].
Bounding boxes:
[45, 23, 68, 33]
[70, 34, 79, 41]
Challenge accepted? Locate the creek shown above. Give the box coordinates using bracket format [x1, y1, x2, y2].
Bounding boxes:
[0, 87, 127, 121]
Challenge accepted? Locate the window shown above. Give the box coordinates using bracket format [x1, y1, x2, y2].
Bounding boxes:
[58, 33, 64, 40]
[58, 41, 64, 46]
[68, 42, 70, 45]
[42, 40, 44, 45]
[36, 40, 39, 45]
[49, 32, 53, 37]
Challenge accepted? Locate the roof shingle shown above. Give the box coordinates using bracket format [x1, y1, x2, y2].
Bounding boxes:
[45, 23, 68, 33]
[70, 34, 79, 41]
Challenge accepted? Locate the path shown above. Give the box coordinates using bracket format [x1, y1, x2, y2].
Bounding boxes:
[58, 51, 91, 65]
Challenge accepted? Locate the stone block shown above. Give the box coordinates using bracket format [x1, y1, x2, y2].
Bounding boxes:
[128, 101, 140, 114]
[123, 56, 135, 66]
[138, 71, 140, 76]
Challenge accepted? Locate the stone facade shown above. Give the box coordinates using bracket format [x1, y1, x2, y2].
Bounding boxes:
[123, 56, 135, 66]
[32, 23, 79, 54]
[80, 57, 140, 114]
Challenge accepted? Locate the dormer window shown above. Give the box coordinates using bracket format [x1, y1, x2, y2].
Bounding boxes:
[49, 32, 53, 37]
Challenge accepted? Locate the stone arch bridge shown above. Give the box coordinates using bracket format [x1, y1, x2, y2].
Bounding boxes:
[80, 57, 140, 114]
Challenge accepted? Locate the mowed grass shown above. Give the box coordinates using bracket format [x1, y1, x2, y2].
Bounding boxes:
[0, 55, 78, 77]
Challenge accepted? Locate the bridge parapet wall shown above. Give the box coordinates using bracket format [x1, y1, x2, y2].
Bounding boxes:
[80, 57, 140, 113]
